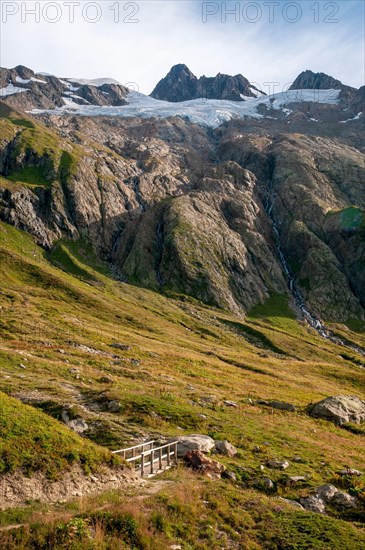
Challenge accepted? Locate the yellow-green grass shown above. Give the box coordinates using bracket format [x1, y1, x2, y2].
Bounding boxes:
[1, 472, 364, 549]
[0, 220, 365, 545]
[0, 391, 122, 479]
[0, 219, 364, 461]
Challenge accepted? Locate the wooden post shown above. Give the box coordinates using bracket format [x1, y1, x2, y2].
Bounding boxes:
[159, 447, 162, 470]
[141, 452, 145, 477]
[150, 449, 154, 474]
[167, 444, 171, 466]
[174, 442, 177, 462]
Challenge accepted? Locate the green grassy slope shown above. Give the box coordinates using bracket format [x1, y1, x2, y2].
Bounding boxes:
[0, 392, 120, 479]
[0, 101, 81, 188]
[0, 220, 364, 548]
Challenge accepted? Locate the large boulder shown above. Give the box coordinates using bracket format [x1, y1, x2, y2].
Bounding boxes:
[184, 450, 226, 479]
[173, 435, 215, 458]
[309, 395, 365, 425]
[215, 440, 237, 457]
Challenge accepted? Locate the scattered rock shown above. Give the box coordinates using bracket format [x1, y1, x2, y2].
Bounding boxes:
[199, 395, 217, 405]
[332, 491, 357, 509]
[316, 484, 340, 502]
[299, 484, 359, 514]
[286, 476, 307, 484]
[19, 364, 27, 369]
[110, 343, 131, 350]
[61, 411, 89, 434]
[130, 359, 141, 366]
[266, 459, 290, 470]
[68, 418, 89, 434]
[262, 477, 274, 490]
[74, 344, 110, 357]
[279, 497, 304, 510]
[292, 456, 303, 463]
[99, 376, 113, 384]
[69, 368, 80, 375]
[252, 445, 262, 453]
[197, 414, 207, 419]
[316, 484, 358, 508]
[222, 470, 237, 481]
[184, 450, 226, 479]
[299, 495, 326, 514]
[339, 468, 363, 476]
[309, 395, 365, 425]
[215, 440, 237, 457]
[172, 434, 215, 457]
[223, 400, 239, 408]
[108, 400, 121, 413]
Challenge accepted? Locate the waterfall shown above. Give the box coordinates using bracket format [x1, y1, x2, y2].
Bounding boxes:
[265, 181, 365, 357]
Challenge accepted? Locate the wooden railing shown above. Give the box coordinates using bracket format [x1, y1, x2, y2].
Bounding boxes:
[112, 440, 178, 477]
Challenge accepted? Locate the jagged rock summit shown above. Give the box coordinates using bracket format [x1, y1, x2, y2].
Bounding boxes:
[150, 63, 265, 102]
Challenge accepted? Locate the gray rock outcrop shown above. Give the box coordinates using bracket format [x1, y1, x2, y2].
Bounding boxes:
[309, 395, 365, 425]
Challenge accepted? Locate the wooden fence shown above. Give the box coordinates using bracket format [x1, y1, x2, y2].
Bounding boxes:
[112, 440, 178, 477]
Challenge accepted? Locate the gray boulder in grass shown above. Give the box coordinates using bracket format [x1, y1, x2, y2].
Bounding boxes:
[309, 395, 365, 425]
[172, 434, 215, 457]
[215, 440, 238, 457]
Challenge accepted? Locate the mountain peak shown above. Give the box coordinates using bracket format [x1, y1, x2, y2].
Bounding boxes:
[150, 64, 265, 102]
[290, 70, 345, 90]
[150, 64, 198, 102]
[13, 65, 35, 79]
[169, 63, 195, 75]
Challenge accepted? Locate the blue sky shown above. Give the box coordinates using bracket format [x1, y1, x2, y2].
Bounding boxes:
[1, 1, 364, 92]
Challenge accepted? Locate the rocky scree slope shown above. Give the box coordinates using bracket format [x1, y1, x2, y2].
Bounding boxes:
[0, 100, 364, 323]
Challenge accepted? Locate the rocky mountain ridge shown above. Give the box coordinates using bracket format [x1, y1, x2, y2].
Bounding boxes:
[0, 92, 364, 324]
[150, 63, 266, 102]
[0, 65, 129, 111]
[0, 64, 364, 324]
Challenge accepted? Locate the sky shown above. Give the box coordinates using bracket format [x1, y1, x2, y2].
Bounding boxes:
[1, 1, 364, 94]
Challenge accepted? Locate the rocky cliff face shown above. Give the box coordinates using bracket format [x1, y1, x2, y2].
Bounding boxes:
[150, 64, 264, 102]
[0, 64, 364, 324]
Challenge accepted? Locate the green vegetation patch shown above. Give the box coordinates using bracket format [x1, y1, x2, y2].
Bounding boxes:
[248, 293, 295, 321]
[7, 166, 50, 187]
[327, 206, 365, 234]
[0, 392, 120, 478]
